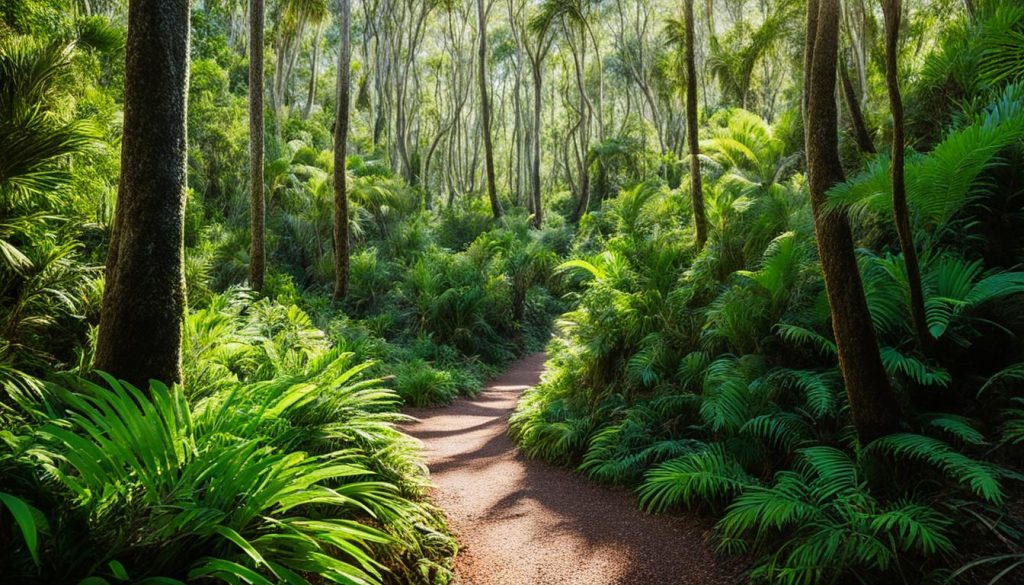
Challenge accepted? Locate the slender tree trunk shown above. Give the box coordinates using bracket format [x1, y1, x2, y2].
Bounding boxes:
[477, 0, 502, 218]
[94, 0, 190, 388]
[881, 0, 929, 351]
[531, 57, 544, 228]
[249, 0, 265, 292]
[840, 59, 874, 154]
[303, 23, 322, 119]
[685, 0, 708, 249]
[333, 0, 351, 304]
[806, 0, 900, 443]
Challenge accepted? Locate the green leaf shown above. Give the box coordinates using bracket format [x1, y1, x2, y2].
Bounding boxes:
[0, 492, 42, 566]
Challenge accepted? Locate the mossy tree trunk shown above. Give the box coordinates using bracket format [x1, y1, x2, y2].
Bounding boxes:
[332, 0, 352, 304]
[685, 0, 708, 250]
[250, 0, 266, 292]
[94, 0, 190, 389]
[805, 0, 900, 443]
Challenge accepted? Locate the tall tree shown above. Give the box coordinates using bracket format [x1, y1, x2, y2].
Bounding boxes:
[684, 0, 708, 249]
[250, 0, 266, 292]
[94, 0, 190, 388]
[332, 0, 352, 303]
[881, 0, 929, 351]
[805, 0, 900, 442]
[478, 0, 502, 218]
[524, 2, 555, 228]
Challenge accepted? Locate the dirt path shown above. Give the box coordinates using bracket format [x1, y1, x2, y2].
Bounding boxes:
[403, 353, 742, 585]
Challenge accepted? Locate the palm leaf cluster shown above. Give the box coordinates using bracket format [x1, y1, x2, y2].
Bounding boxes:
[511, 97, 1024, 582]
[0, 292, 455, 585]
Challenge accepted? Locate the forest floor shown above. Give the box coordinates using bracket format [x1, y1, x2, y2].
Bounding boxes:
[403, 353, 743, 585]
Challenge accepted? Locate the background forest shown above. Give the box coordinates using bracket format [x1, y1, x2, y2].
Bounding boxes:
[1, 0, 1023, 583]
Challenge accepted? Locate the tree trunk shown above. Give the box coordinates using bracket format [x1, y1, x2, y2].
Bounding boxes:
[881, 0, 929, 352]
[250, 0, 265, 292]
[806, 0, 900, 443]
[840, 59, 875, 154]
[685, 0, 708, 250]
[477, 0, 502, 218]
[531, 56, 544, 228]
[333, 0, 352, 304]
[303, 23, 322, 119]
[94, 0, 190, 388]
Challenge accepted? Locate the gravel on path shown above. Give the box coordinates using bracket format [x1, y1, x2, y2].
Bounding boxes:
[402, 352, 744, 585]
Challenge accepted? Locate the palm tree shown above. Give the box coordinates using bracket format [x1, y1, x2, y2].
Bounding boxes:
[707, 0, 796, 109]
[805, 0, 899, 442]
[94, 0, 191, 388]
[332, 0, 352, 303]
[250, 0, 266, 292]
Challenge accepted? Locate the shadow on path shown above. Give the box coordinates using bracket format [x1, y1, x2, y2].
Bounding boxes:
[403, 352, 743, 585]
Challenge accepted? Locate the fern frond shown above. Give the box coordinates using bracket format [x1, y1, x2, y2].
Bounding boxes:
[923, 413, 987, 446]
[868, 433, 1011, 504]
[774, 323, 836, 356]
[638, 445, 753, 512]
[880, 347, 952, 388]
[870, 501, 955, 555]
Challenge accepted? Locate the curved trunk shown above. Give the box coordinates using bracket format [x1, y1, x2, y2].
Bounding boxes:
[806, 0, 900, 443]
[882, 0, 930, 352]
[94, 0, 190, 388]
[477, 0, 502, 218]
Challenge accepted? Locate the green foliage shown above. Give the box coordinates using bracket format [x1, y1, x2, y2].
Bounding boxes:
[639, 446, 753, 512]
[512, 97, 1024, 584]
[394, 360, 459, 407]
[1, 296, 456, 585]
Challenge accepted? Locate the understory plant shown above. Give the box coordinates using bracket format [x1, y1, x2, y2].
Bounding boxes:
[511, 94, 1024, 583]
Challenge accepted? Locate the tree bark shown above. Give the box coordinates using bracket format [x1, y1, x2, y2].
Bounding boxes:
[806, 0, 900, 443]
[250, 0, 266, 292]
[881, 0, 930, 352]
[333, 0, 352, 304]
[303, 23, 322, 119]
[685, 0, 708, 250]
[477, 0, 502, 218]
[94, 0, 190, 388]
[530, 56, 544, 228]
[840, 59, 875, 154]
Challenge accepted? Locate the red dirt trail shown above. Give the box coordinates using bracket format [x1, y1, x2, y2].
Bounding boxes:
[402, 352, 743, 585]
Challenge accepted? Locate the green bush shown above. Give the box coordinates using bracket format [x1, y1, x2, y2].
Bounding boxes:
[393, 359, 460, 407]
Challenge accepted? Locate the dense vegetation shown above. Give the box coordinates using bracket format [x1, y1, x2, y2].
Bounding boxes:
[512, 4, 1024, 584]
[0, 2, 563, 583]
[1, 0, 1022, 583]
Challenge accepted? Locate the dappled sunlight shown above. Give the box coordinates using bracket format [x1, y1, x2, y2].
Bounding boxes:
[406, 353, 740, 584]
